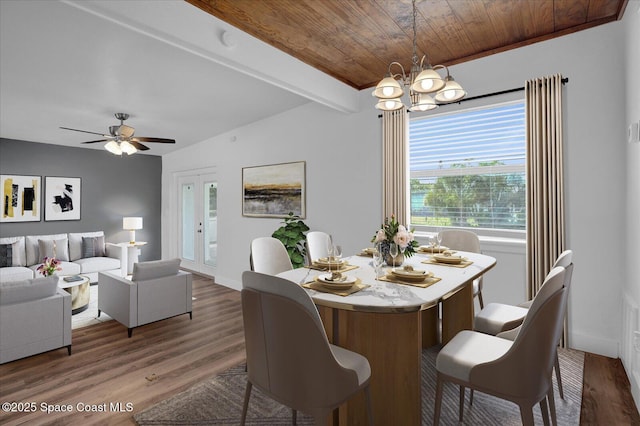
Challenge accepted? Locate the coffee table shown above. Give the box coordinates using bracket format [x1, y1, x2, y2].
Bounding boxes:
[58, 275, 90, 314]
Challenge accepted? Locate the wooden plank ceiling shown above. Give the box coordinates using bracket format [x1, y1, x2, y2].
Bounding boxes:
[186, 0, 628, 90]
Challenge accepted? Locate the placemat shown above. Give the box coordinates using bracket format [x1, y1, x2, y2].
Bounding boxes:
[416, 246, 455, 254]
[307, 263, 359, 272]
[417, 246, 455, 254]
[421, 257, 473, 268]
[379, 273, 441, 288]
[302, 278, 368, 296]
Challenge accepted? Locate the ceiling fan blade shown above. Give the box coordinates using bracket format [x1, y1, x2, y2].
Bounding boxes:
[81, 139, 112, 144]
[133, 137, 176, 144]
[129, 141, 150, 151]
[60, 127, 110, 137]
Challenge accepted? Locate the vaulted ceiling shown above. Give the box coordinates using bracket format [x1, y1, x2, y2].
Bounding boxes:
[0, 0, 629, 155]
[188, 0, 628, 90]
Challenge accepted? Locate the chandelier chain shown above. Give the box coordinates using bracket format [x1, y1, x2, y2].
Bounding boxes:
[411, 0, 419, 67]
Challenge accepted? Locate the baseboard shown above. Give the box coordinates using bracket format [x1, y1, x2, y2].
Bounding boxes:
[569, 330, 619, 358]
[213, 276, 241, 291]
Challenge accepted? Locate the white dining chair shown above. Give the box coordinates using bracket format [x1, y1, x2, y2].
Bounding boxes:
[305, 231, 332, 263]
[249, 237, 293, 276]
[434, 266, 568, 426]
[474, 249, 574, 399]
[438, 229, 484, 308]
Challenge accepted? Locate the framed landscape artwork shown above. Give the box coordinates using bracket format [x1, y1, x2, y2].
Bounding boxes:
[45, 176, 81, 221]
[242, 161, 306, 218]
[1, 174, 41, 223]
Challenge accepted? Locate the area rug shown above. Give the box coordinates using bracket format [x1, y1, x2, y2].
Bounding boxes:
[134, 347, 583, 425]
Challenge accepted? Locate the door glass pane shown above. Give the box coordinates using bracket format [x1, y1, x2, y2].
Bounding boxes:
[203, 181, 217, 267]
[181, 183, 195, 261]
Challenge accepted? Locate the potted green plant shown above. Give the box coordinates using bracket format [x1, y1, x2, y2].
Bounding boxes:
[272, 212, 309, 268]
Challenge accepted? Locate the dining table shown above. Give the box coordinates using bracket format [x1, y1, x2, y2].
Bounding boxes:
[276, 248, 497, 426]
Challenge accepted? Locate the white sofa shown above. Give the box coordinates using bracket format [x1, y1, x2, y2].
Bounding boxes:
[98, 258, 192, 338]
[0, 276, 72, 364]
[0, 231, 126, 284]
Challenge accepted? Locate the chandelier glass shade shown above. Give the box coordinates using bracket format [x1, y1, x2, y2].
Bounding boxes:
[372, 0, 465, 112]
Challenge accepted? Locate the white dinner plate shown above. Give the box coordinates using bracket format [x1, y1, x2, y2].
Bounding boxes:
[317, 274, 356, 289]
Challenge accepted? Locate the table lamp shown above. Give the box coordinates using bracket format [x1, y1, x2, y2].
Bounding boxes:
[123, 217, 143, 244]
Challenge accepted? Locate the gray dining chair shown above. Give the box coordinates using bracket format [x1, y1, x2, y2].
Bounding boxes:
[434, 266, 568, 426]
[240, 271, 373, 425]
[438, 229, 484, 308]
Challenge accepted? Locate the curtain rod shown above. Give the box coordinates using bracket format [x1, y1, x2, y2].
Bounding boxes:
[377, 77, 568, 117]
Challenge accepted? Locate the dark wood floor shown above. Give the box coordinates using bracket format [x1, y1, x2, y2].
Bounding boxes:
[0, 275, 637, 425]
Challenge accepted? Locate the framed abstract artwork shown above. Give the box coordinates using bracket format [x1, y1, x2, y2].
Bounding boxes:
[44, 176, 81, 221]
[1, 174, 41, 223]
[242, 161, 306, 218]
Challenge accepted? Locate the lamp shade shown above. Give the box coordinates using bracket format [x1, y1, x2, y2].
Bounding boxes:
[434, 77, 466, 102]
[123, 217, 143, 230]
[410, 68, 446, 94]
[409, 93, 438, 112]
[375, 97, 404, 111]
[120, 141, 137, 155]
[105, 141, 122, 155]
[372, 76, 404, 99]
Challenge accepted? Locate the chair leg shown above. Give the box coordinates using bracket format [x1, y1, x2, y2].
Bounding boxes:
[67, 345, 72, 356]
[364, 385, 374, 426]
[128, 328, 133, 338]
[458, 386, 465, 422]
[292, 408, 297, 425]
[540, 397, 550, 426]
[519, 405, 535, 426]
[554, 351, 564, 399]
[547, 382, 558, 426]
[240, 381, 252, 426]
[434, 374, 444, 425]
[97, 309, 101, 317]
[470, 389, 475, 405]
[477, 290, 484, 309]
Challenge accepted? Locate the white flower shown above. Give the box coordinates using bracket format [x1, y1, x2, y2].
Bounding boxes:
[398, 225, 406, 233]
[374, 229, 386, 242]
[394, 230, 411, 249]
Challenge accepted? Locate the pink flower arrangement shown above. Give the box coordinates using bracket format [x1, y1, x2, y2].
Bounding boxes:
[371, 215, 419, 257]
[37, 256, 62, 277]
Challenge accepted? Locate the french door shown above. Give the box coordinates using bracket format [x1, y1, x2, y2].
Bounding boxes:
[178, 172, 217, 276]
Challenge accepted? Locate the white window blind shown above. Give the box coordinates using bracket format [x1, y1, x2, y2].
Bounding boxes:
[410, 101, 526, 231]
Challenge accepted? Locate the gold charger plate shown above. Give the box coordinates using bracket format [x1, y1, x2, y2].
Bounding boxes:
[303, 278, 368, 296]
[418, 245, 450, 254]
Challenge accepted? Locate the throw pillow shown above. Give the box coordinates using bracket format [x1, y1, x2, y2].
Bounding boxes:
[82, 236, 105, 258]
[38, 238, 70, 262]
[0, 243, 13, 267]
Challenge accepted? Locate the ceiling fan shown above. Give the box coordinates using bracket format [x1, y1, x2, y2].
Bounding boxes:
[60, 113, 175, 155]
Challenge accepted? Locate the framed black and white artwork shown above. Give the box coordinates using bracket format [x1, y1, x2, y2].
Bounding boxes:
[45, 176, 81, 221]
[0, 174, 41, 223]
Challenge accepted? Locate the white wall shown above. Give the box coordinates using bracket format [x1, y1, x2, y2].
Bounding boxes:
[162, 15, 631, 359]
[622, 0, 640, 409]
[162, 101, 381, 289]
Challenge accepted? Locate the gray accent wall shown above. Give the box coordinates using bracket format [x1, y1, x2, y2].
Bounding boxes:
[0, 138, 161, 261]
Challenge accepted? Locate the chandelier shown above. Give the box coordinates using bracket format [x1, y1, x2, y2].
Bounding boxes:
[372, 0, 466, 112]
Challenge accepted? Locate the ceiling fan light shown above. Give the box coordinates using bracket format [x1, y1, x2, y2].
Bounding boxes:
[375, 97, 404, 111]
[411, 68, 446, 94]
[104, 140, 122, 155]
[409, 93, 438, 112]
[434, 77, 466, 102]
[120, 141, 137, 155]
[373, 76, 404, 99]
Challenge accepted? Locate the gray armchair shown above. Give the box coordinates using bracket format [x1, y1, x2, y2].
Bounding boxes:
[0, 276, 71, 364]
[98, 259, 192, 337]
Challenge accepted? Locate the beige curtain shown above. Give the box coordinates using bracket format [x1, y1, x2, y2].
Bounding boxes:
[382, 110, 409, 224]
[525, 74, 567, 346]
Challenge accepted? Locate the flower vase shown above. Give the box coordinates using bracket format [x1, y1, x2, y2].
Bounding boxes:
[385, 252, 404, 267]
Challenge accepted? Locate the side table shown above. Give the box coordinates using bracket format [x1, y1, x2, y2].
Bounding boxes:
[117, 242, 148, 274]
[58, 275, 90, 314]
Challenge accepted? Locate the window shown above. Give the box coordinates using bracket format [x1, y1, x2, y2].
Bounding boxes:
[409, 101, 526, 235]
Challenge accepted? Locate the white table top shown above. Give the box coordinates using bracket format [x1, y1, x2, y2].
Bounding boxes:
[57, 274, 90, 289]
[277, 250, 496, 313]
